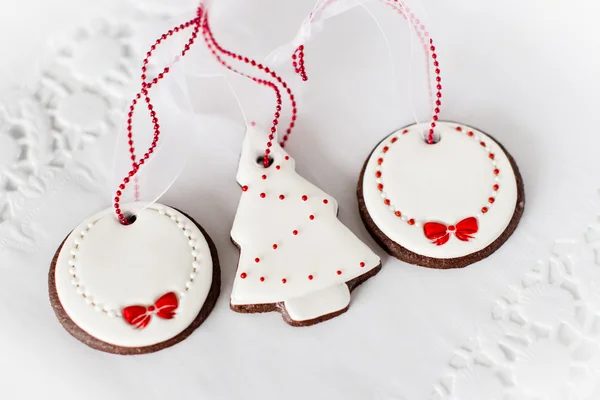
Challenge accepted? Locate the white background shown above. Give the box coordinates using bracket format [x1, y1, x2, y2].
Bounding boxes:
[1, 1, 600, 399]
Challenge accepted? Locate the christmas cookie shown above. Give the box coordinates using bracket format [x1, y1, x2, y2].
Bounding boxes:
[49, 204, 220, 354]
[230, 126, 381, 326]
[358, 121, 525, 269]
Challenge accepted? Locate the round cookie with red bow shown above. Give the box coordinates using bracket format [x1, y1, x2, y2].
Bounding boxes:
[49, 203, 220, 354]
[358, 121, 525, 269]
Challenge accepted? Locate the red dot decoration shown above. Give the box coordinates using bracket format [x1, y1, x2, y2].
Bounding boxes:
[488, 197, 495, 204]
[302, 195, 308, 201]
[242, 185, 248, 192]
[456, 126, 463, 132]
[308, 275, 313, 280]
[391, 137, 398, 143]
[281, 278, 287, 284]
[309, 215, 315, 220]
[260, 193, 266, 198]
[279, 194, 285, 200]
[395, 211, 402, 217]
[240, 272, 247, 279]
[467, 131, 474, 137]
[402, 129, 409, 134]
[285, 156, 290, 160]
[273, 244, 278, 250]
[336, 270, 342, 275]
[293, 230, 299, 235]
[482, 207, 488, 213]
[408, 219, 415, 225]
[276, 165, 281, 170]
[489, 154, 495, 160]
[377, 158, 383, 165]
[262, 174, 267, 180]
[377, 184, 384, 191]
[384, 199, 391, 206]
[493, 169, 500, 175]
[480, 141, 486, 147]
[260, 276, 265, 282]
[360, 262, 365, 268]
[493, 184, 500, 191]
[375, 171, 382, 178]
[383, 146, 389, 153]
[323, 199, 329, 204]
[255, 258, 260, 263]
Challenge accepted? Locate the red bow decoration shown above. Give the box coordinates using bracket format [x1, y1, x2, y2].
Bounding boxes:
[423, 217, 479, 246]
[122, 292, 178, 329]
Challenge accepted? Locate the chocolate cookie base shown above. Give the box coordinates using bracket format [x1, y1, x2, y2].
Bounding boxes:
[229, 237, 381, 327]
[48, 207, 221, 355]
[357, 123, 525, 269]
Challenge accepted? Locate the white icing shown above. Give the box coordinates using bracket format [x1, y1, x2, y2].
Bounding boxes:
[230, 126, 380, 322]
[362, 122, 519, 259]
[284, 284, 350, 322]
[54, 203, 214, 348]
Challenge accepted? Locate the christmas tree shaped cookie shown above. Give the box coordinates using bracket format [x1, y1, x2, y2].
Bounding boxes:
[230, 126, 381, 326]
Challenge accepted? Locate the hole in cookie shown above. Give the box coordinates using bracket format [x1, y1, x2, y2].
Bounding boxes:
[122, 212, 137, 225]
[424, 132, 441, 145]
[256, 155, 274, 168]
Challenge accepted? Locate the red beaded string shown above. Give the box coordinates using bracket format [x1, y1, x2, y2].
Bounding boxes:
[292, 45, 308, 81]
[114, 8, 203, 224]
[200, 12, 299, 167]
[389, 1, 442, 145]
[114, 4, 303, 219]
[291, 0, 442, 144]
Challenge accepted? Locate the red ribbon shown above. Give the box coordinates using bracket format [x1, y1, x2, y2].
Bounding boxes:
[423, 217, 478, 246]
[122, 292, 178, 329]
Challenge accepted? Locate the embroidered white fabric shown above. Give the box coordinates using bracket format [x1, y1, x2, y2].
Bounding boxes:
[1, 0, 600, 399]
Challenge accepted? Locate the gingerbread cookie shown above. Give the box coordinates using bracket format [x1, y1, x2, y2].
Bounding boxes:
[358, 121, 525, 269]
[230, 126, 381, 326]
[49, 204, 220, 354]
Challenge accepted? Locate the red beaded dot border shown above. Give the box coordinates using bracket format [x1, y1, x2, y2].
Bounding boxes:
[374, 125, 501, 226]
